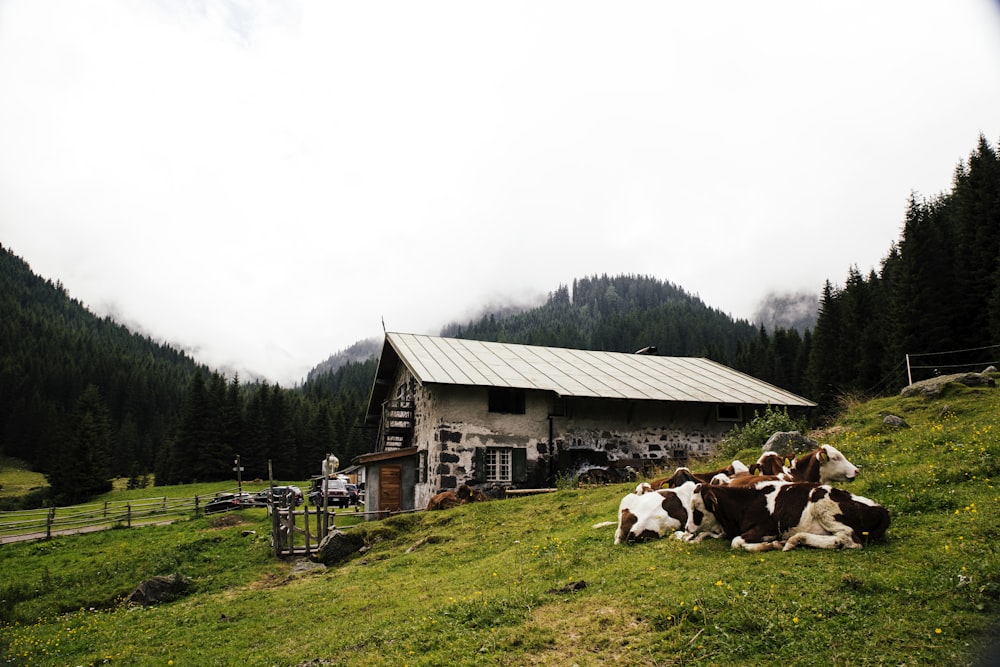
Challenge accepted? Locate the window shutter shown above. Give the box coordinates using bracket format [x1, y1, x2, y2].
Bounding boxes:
[512, 448, 527, 483]
[472, 447, 486, 483]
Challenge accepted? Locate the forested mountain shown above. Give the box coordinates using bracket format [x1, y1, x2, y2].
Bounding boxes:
[307, 338, 381, 382]
[0, 245, 376, 504]
[0, 246, 203, 483]
[808, 135, 1000, 408]
[439, 274, 813, 399]
[443, 274, 759, 358]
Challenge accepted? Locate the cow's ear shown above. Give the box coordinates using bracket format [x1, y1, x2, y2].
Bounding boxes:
[818, 448, 830, 463]
[707, 492, 718, 512]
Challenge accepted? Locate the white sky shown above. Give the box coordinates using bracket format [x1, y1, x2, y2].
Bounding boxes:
[2, 1, 1000, 386]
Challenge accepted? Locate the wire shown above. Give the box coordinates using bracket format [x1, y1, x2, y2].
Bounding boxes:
[909, 360, 1000, 370]
[906, 343, 1000, 358]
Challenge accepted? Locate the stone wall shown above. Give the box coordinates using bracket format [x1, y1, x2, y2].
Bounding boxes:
[385, 368, 749, 508]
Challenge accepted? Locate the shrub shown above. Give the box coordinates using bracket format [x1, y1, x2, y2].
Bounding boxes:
[717, 405, 807, 458]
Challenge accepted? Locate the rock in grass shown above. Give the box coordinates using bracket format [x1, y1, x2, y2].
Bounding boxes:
[313, 530, 364, 565]
[761, 431, 818, 456]
[126, 574, 191, 606]
[900, 372, 995, 399]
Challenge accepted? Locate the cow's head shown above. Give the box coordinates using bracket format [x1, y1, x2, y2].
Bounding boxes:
[816, 444, 859, 483]
[634, 482, 654, 495]
[663, 467, 700, 488]
[686, 484, 717, 535]
[752, 452, 790, 476]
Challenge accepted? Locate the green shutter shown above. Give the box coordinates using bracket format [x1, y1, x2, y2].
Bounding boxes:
[472, 447, 486, 483]
[512, 448, 527, 483]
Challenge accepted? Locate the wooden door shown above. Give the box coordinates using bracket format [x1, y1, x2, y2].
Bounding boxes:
[379, 465, 402, 512]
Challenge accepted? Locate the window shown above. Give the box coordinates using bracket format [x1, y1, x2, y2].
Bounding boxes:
[417, 450, 427, 483]
[474, 447, 527, 484]
[485, 448, 512, 483]
[717, 404, 743, 422]
[488, 387, 526, 414]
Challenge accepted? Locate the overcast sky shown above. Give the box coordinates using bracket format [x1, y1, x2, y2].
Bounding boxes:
[2, 1, 1000, 386]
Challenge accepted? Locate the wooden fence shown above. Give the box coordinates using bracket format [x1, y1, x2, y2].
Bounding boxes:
[0, 492, 419, 553]
[269, 504, 419, 558]
[0, 490, 237, 543]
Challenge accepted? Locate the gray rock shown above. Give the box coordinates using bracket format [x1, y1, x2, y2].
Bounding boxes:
[762, 431, 819, 456]
[882, 414, 909, 429]
[900, 372, 995, 399]
[126, 574, 191, 606]
[313, 529, 364, 565]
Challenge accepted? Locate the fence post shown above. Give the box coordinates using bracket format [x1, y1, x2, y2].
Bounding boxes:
[104, 501, 109, 518]
[271, 505, 280, 557]
[304, 506, 311, 554]
[195, 495, 200, 516]
[906, 354, 913, 385]
[46, 507, 55, 540]
[127, 503, 132, 528]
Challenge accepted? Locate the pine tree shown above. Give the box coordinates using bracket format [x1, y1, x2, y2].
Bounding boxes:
[46, 385, 114, 504]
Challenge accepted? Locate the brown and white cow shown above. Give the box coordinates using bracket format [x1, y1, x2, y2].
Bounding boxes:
[686, 480, 890, 552]
[614, 481, 724, 544]
[749, 451, 791, 476]
[649, 460, 750, 490]
[784, 444, 859, 484]
[730, 445, 859, 488]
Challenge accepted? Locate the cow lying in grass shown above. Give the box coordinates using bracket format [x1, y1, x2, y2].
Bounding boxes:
[426, 484, 489, 511]
[613, 481, 724, 544]
[686, 480, 890, 551]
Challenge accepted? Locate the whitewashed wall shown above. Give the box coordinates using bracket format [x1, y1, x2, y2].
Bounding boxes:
[386, 367, 746, 508]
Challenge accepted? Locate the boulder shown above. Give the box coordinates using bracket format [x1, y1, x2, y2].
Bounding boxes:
[762, 431, 819, 456]
[126, 574, 191, 606]
[900, 372, 995, 399]
[313, 529, 365, 565]
[882, 414, 909, 429]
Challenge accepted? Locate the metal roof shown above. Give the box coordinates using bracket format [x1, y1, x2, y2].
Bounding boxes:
[378, 332, 815, 407]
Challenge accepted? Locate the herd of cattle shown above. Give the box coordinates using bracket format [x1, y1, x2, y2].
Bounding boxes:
[612, 444, 891, 552]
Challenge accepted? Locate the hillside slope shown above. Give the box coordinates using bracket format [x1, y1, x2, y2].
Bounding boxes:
[2, 367, 999, 666]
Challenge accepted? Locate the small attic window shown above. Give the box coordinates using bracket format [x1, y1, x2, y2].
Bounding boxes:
[488, 387, 526, 414]
[717, 404, 743, 422]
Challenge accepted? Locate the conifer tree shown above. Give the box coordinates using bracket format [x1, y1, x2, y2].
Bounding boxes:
[46, 384, 114, 504]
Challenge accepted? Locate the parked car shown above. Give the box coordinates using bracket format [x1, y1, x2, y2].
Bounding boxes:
[205, 492, 256, 514]
[308, 477, 351, 508]
[345, 483, 360, 506]
[254, 485, 303, 506]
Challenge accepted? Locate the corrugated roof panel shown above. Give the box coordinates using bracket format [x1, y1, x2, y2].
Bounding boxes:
[384, 333, 815, 407]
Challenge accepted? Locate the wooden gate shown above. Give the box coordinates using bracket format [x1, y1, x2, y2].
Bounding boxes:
[270, 503, 335, 558]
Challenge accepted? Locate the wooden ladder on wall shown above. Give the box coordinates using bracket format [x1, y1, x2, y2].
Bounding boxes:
[378, 399, 415, 451]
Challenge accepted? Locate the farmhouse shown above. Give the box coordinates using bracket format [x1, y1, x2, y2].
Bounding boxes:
[357, 333, 814, 513]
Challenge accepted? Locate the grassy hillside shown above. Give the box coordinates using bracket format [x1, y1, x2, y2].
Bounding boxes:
[2, 385, 999, 666]
[0, 457, 46, 499]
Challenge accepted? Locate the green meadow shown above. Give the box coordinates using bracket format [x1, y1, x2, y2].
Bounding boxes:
[2, 383, 998, 666]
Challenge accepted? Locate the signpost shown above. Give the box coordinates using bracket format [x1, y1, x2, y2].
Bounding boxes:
[233, 455, 244, 494]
